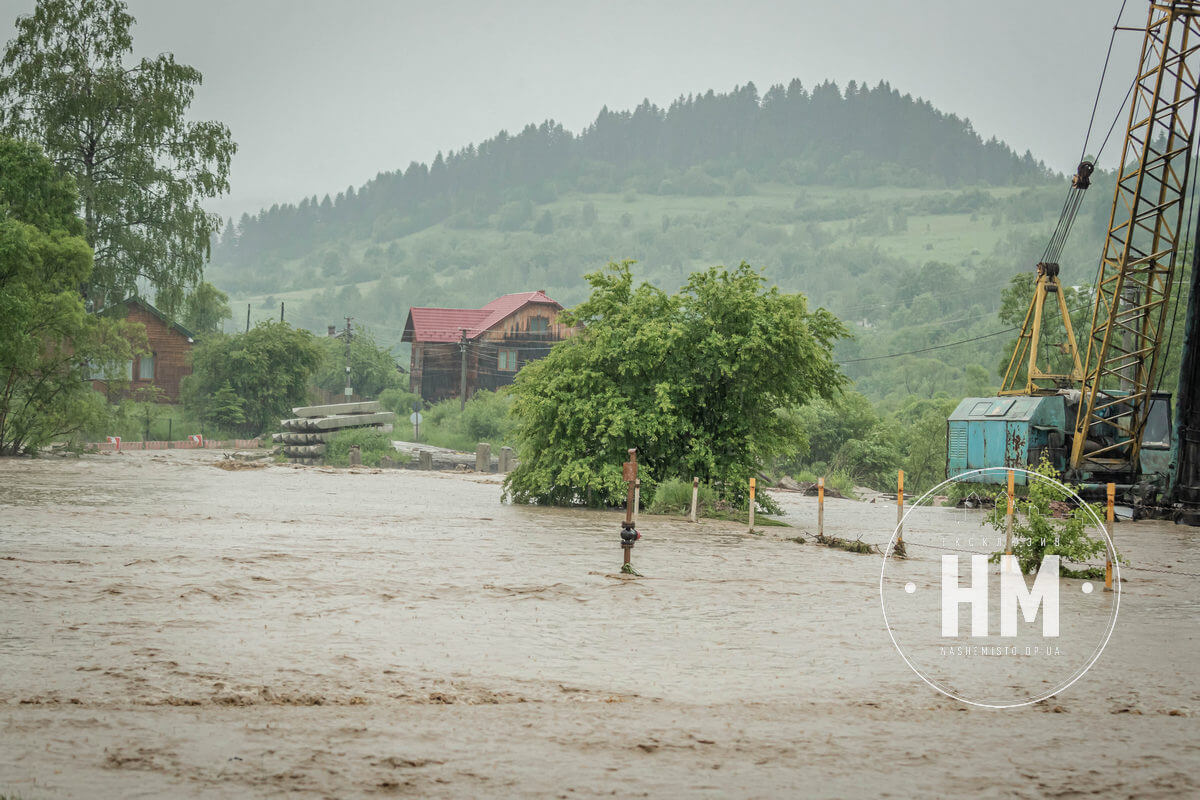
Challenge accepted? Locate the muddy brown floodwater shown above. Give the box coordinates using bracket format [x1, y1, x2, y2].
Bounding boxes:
[0, 450, 1197, 798]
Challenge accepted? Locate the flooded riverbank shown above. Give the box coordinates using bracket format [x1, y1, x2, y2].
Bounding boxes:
[1, 451, 1197, 797]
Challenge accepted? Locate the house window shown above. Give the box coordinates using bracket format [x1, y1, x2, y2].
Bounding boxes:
[124, 360, 134, 380]
[139, 353, 155, 380]
[498, 348, 518, 371]
[529, 316, 549, 332]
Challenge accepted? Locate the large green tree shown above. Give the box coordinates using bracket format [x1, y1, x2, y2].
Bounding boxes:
[180, 280, 231, 337]
[504, 261, 846, 506]
[314, 326, 403, 399]
[0, 135, 143, 454]
[0, 0, 236, 311]
[181, 321, 324, 436]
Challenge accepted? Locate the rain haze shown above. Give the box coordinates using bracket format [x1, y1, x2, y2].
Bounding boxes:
[3, 1, 1200, 798]
[0, 0, 1145, 220]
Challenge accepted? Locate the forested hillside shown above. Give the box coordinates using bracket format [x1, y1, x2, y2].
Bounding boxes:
[206, 78, 1130, 413]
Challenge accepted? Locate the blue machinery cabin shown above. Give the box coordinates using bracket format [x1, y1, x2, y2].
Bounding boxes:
[946, 392, 1173, 488]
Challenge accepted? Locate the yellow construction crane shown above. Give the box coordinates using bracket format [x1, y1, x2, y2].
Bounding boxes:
[1071, 0, 1200, 479]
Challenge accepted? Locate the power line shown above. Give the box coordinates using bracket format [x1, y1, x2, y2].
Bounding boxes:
[835, 327, 1020, 365]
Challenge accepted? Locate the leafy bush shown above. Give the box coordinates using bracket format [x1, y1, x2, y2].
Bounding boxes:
[983, 456, 1119, 578]
[379, 386, 421, 418]
[649, 477, 717, 515]
[794, 469, 857, 499]
[314, 327, 403, 399]
[419, 390, 516, 452]
[182, 321, 324, 436]
[504, 262, 846, 507]
[324, 428, 397, 467]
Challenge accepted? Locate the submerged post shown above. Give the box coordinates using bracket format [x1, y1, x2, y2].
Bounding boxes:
[689, 477, 699, 523]
[818, 476, 825, 537]
[1106, 483, 1115, 592]
[1005, 469, 1015, 568]
[896, 469, 905, 544]
[620, 449, 641, 573]
[748, 477, 756, 532]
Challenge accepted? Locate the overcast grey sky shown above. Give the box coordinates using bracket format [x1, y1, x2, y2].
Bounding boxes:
[0, 0, 1143, 221]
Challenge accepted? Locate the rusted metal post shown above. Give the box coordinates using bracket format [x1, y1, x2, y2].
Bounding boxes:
[1005, 469, 1015, 569]
[620, 449, 640, 572]
[1106, 483, 1115, 591]
[896, 469, 905, 544]
[689, 477, 699, 523]
[818, 476, 824, 537]
[748, 477, 756, 532]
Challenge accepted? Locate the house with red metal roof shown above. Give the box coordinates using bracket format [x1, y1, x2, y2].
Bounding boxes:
[401, 290, 577, 403]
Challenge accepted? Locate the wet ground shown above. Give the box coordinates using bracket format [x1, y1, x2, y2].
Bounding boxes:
[0, 450, 1197, 798]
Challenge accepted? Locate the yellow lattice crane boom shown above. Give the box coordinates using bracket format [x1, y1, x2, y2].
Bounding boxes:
[1071, 0, 1200, 476]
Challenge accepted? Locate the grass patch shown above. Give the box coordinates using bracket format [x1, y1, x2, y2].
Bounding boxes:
[324, 427, 396, 467]
[793, 469, 858, 500]
[647, 477, 790, 526]
[648, 477, 717, 516]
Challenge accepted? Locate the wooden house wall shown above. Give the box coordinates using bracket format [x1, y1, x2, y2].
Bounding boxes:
[92, 305, 193, 402]
[409, 304, 577, 405]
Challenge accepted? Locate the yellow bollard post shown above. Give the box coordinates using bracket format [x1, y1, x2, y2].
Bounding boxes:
[896, 469, 905, 545]
[1105, 483, 1115, 592]
[818, 476, 825, 537]
[1005, 469, 1015, 569]
[749, 477, 756, 532]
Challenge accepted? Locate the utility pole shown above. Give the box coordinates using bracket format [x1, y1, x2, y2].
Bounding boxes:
[245, 303, 250, 333]
[280, 301, 285, 322]
[344, 316, 353, 398]
[459, 328, 469, 411]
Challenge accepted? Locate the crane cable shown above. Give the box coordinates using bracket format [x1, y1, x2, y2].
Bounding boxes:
[1040, 0, 1130, 268]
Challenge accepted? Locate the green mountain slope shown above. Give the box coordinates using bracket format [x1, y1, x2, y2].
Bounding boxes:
[206, 79, 1122, 409]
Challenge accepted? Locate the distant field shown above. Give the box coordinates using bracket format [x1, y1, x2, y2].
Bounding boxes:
[226, 182, 1060, 332]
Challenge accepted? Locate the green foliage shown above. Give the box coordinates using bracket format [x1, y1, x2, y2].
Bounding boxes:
[94, 401, 223, 442]
[793, 469, 857, 499]
[832, 428, 902, 488]
[181, 321, 324, 436]
[984, 456, 1117, 578]
[0, 0, 236, 311]
[323, 427, 396, 467]
[891, 396, 960, 492]
[0, 135, 144, 454]
[996, 271, 1091, 381]
[418, 390, 516, 452]
[181, 281, 231, 336]
[649, 477, 717, 516]
[205, 382, 246, 431]
[314, 327, 403, 399]
[504, 261, 846, 506]
[378, 385, 420, 419]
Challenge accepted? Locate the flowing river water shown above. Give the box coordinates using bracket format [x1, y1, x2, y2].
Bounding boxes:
[0, 450, 1197, 798]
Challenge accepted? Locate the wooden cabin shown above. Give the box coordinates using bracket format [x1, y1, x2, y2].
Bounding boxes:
[402, 290, 576, 404]
[92, 297, 196, 403]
